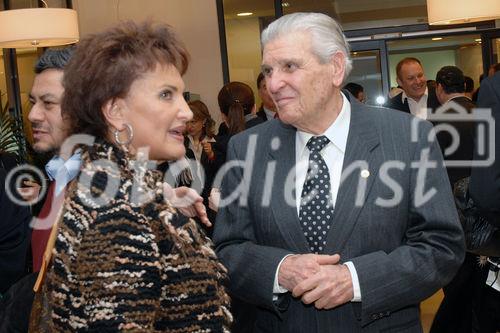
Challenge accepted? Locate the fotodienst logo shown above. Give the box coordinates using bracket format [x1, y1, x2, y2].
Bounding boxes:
[412, 102, 495, 168]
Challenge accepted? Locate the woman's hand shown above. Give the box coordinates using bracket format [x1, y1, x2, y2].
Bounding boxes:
[202, 142, 215, 160]
[208, 188, 220, 212]
[163, 183, 212, 227]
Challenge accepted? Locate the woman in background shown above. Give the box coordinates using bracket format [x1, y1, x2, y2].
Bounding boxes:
[186, 100, 216, 163]
[209, 82, 264, 214]
[29, 21, 231, 332]
[218, 81, 262, 136]
[185, 100, 222, 233]
[214, 81, 263, 163]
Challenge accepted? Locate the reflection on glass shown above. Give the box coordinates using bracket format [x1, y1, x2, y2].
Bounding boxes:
[387, 34, 482, 91]
[492, 38, 500, 65]
[222, 0, 275, 104]
[346, 50, 383, 106]
[282, 0, 428, 31]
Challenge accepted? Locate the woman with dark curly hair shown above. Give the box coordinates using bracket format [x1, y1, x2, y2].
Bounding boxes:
[29, 21, 231, 332]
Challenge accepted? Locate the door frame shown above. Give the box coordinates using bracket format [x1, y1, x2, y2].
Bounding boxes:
[349, 40, 390, 99]
[481, 30, 500, 75]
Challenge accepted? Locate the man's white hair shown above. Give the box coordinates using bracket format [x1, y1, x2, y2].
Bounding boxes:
[261, 12, 353, 83]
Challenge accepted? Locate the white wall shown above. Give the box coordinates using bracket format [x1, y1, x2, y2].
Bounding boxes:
[73, 0, 224, 123]
[456, 44, 483, 88]
[225, 16, 263, 105]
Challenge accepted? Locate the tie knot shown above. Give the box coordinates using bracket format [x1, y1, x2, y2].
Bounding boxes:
[306, 135, 330, 152]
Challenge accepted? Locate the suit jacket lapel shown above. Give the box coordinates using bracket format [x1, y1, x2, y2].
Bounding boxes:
[269, 122, 310, 252]
[325, 103, 381, 253]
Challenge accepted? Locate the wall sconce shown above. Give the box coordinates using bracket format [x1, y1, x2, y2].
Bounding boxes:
[427, 0, 500, 25]
[0, 8, 79, 48]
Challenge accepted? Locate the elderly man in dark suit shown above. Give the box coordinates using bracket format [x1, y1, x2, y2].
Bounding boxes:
[385, 57, 441, 119]
[213, 12, 464, 332]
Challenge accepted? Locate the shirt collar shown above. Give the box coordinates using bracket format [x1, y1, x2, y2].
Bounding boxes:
[263, 107, 276, 120]
[297, 92, 351, 156]
[446, 94, 467, 104]
[244, 113, 257, 122]
[45, 151, 82, 196]
[402, 87, 428, 103]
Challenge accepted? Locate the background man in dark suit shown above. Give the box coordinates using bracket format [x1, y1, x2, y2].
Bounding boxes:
[0, 153, 31, 295]
[27, 47, 81, 273]
[385, 57, 441, 119]
[433, 65, 475, 185]
[469, 72, 500, 332]
[470, 72, 500, 227]
[430, 65, 479, 333]
[256, 72, 278, 121]
[214, 12, 464, 332]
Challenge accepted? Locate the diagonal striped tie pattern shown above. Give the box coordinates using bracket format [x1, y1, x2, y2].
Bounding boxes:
[299, 135, 334, 253]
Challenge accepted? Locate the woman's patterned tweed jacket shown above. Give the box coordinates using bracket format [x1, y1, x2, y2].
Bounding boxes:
[30, 141, 232, 332]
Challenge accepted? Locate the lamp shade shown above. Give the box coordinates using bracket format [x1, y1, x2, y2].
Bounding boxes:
[0, 8, 79, 48]
[427, 0, 500, 25]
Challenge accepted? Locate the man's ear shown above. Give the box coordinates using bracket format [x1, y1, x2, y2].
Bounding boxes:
[396, 76, 403, 89]
[102, 98, 126, 131]
[436, 83, 444, 102]
[331, 52, 346, 88]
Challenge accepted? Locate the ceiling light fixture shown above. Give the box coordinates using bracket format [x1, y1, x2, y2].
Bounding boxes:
[0, 5, 79, 48]
[427, 0, 500, 25]
[432, 37, 443, 41]
[237, 12, 253, 17]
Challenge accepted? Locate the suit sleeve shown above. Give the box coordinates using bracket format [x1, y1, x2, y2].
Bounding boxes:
[350, 120, 465, 326]
[213, 137, 291, 313]
[0, 168, 31, 294]
[469, 75, 500, 226]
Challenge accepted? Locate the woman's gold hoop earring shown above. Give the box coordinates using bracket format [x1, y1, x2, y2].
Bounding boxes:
[114, 123, 134, 145]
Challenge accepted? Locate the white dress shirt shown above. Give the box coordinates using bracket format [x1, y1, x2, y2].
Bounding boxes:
[273, 92, 362, 302]
[402, 88, 428, 120]
[45, 152, 82, 196]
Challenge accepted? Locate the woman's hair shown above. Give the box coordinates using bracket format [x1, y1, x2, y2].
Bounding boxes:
[62, 21, 189, 140]
[217, 81, 255, 135]
[188, 100, 215, 138]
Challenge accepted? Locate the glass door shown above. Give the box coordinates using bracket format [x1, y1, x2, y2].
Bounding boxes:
[346, 40, 389, 106]
[387, 33, 483, 93]
[481, 30, 500, 75]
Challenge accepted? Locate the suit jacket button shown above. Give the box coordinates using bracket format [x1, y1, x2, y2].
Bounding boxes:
[371, 314, 378, 320]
